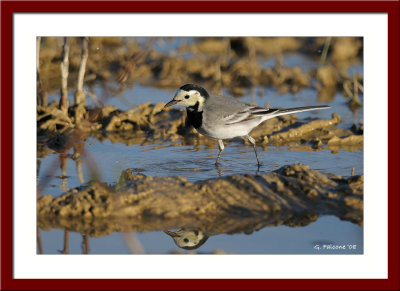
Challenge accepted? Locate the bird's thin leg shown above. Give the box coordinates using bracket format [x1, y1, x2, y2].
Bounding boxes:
[216, 139, 225, 165]
[246, 135, 261, 166]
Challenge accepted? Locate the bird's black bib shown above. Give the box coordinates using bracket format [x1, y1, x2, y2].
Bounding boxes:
[186, 101, 203, 129]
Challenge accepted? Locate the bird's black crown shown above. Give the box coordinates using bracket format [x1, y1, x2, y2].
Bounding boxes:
[179, 84, 210, 98]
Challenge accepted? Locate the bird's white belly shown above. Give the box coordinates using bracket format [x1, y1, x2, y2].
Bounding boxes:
[197, 123, 253, 140]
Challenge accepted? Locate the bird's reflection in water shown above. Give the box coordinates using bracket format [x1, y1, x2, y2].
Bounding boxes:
[215, 162, 261, 177]
[215, 163, 223, 177]
[164, 229, 209, 250]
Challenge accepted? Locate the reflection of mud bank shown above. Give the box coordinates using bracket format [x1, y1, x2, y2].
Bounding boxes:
[38, 164, 363, 237]
[38, 101, 363, 155]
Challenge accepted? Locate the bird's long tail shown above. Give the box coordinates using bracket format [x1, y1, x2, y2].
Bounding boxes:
[260, 105, 331, 119]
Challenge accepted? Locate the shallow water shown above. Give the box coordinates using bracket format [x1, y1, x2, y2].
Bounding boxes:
[40, 139, 363, 198]
[38, 51, 363, 255]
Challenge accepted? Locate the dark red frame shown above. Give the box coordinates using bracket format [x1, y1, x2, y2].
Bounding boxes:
[1, 1, 399, 290]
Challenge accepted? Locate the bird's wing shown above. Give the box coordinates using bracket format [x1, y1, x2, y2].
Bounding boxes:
[204, 93, 331, 126]
[223, 105, 279, 125]
[205, 94, 272, 125]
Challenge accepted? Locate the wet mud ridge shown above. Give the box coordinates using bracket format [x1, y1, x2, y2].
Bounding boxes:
[38, 164, 363, 238]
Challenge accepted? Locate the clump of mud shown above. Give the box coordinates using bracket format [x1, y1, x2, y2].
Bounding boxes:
[38, 164, 363, 238]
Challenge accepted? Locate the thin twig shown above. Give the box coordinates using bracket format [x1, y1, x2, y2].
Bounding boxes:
[123, 233, 146, 254]
[60, 37, 70, 113]
[37, 226, 43, 254]
[319, 37, 332, 67]
[81, 234, 90, 254]
[37, 37, 48, 107]
[63, 231, 70, 254]
[75, 37, 89, 105]
[353, 75, 359, 102]
[247, 37, 256, 61]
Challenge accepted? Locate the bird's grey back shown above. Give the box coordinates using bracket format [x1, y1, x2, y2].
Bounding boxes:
[203, 94, 249, 120]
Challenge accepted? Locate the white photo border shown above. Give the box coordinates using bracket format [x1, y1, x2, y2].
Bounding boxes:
[14, 13, 387, 279]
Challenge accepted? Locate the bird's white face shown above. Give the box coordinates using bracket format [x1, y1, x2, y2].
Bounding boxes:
[164, 89, 206, 110]
[173, 230, 202, 248]
[164, 229, 208, 250]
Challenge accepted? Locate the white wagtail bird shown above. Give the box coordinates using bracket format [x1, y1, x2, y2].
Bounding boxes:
[164, 229, 209, 250]
[164, 84, 330, 166]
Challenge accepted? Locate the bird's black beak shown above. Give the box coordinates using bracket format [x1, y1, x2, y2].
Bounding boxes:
[164, 99, 179, 109]
[164, 230, 180, 237]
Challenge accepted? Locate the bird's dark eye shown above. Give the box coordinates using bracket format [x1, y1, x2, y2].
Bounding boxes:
[184, 95, 190, 99]
[183, 238, 189, 243]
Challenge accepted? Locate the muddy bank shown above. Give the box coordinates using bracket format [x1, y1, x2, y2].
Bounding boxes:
[38, 37, 363, 98]
[38, 164, 363, 238]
